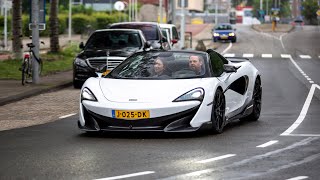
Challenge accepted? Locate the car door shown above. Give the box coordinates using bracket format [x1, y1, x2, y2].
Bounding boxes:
[208, 51, 247, 117]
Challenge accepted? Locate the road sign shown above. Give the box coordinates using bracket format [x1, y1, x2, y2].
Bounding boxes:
[29, 0, 46, 30]
[317, 9, 320, 16]
[114, 1, 125, 11]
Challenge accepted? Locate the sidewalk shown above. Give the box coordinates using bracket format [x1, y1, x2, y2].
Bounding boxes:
[0, 34, 83, 106]
[0, 24, 213, 106]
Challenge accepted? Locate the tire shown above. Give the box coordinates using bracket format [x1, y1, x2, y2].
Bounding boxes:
[240, 77, 262, 121]
[73, 80, 83, 89]
[232, 38, 237, 43]
[38, 58, 43, 75]
[213, 38, 217, 42]
[211, 88, 226, 134]
[21, 62, 27, 86]
[21, 58, 30, 85]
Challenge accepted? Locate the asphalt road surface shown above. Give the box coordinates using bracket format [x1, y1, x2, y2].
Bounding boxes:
[0, 25, 320, 180]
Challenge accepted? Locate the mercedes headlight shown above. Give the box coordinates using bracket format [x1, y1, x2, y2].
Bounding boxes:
[81, 88, 97, 101]
[173, 88, 204, 102]
[75, 58, 88, 67]
[213, 33, 220, 37]
[229, 33, 235, 36]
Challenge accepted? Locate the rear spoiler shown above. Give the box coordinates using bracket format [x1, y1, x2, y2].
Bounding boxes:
[225, 57, 250, 63]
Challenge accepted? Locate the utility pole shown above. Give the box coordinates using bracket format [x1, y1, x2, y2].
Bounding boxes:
[129, 0, 131, 21]
[260, 0, 263, 10]
[31, 0, 40, 84]
[135, 0, 138, 21]
[159, 0, 163, 23]
[180, 0, 185, 49]
[68, 0, 72, 42]
[171, 0, 175, 24]
[215, 0, 218, 24]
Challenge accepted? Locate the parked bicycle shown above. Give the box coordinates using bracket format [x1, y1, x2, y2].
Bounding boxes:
[21, 41, 44, 85]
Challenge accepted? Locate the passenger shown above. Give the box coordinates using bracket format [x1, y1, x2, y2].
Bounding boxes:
[153, 57, 170, 78]
[189, 55, 204, 75]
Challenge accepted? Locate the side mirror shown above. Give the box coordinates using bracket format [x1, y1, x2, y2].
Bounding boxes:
[143, 41, 151, 51]
[79, 42, 84, 49]
[162, 36, 167, 43]
[223, 64, 239, 73]
[171, 39, 178, 44]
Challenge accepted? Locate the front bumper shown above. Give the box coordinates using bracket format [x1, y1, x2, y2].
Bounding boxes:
[78, 105, 203, 132]
[214, 36, 236, 41]
[73, 64, 97, 82]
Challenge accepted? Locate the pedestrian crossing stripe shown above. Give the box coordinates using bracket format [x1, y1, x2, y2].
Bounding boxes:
[243, 54, 254, 58]
[300, 55, 311, 59]
[224, 53, 235, 57]
[262, 54, 272, 58]
[281, 54, 291, 58]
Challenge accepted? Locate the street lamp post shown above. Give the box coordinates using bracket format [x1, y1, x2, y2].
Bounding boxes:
[68, 0, 72, 42]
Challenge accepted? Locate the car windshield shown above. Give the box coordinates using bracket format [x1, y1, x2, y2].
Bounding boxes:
[106, 51, 208, 79]
[85, 31, 142, 50]
[110, 24, 159, 41]
[215, 24, 233, 30]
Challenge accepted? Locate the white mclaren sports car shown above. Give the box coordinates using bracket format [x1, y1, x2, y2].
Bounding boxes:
[78, 49, 262, 134]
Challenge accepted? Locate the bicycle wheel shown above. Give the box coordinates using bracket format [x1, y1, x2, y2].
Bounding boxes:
[21, 58, 30, 85]
[38, 58, 43, 75]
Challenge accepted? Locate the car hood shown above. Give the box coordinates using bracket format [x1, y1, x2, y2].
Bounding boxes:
[78, 48, 139, 59]
[99, 78, 206, 103]
[214, 30, 234, 34]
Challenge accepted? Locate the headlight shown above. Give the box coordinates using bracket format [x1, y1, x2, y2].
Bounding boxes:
[173, 88, 204, 102]
[229, 33, 235, 36]
[75, 58, 88, 67]
[81, 88, 97, 101]
[213, 33, 220, 37]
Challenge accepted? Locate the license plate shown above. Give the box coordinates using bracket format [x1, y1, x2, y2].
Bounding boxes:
[102, 70, 111, 76]
[112, 110, 150, 119]
[221, 36, 228, 39]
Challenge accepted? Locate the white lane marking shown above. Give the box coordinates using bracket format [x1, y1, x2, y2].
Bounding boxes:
[221, 42, 232, 55]
[243, 53, 254, 58]
[299, 55, 311, 59]
[281, 54, 291, 58]
[309, 81, 314, 84]
[280, 33, 287, 50]
[94, 171, 155, 180]
[59, 113, 77, 119]
[306, 78, 312, 81]
[160, 138, 318, 180]
[318, 55, 320, 59]
[284, 134, 320, 137]
[197, 154, 236, 164]
[281, 84, 320, 136]
[286, 176, 309, 180]
[262, 54, 272, 58]
[224, 53, 235, 57]
[256, 140, 278, 148]
[234, 154, 319, 180]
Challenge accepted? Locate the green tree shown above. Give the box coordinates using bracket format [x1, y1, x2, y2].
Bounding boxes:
[302, 0, 319, 25]
[12, 0, 23, 59]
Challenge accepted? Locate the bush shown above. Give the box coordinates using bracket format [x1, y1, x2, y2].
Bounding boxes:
[72, 14, 95, 34]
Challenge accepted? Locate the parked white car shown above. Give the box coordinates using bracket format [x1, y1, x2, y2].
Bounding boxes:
[159, 23, 181, 50]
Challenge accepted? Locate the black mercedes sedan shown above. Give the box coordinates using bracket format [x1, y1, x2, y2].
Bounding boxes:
[73, 29, 147, 88]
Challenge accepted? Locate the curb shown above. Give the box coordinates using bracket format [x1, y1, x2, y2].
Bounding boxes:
[251, 24, 294, 33]
[0, 81, 72, 106]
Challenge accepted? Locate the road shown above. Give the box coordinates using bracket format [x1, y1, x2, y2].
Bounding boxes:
[0, 25, 320, 180]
